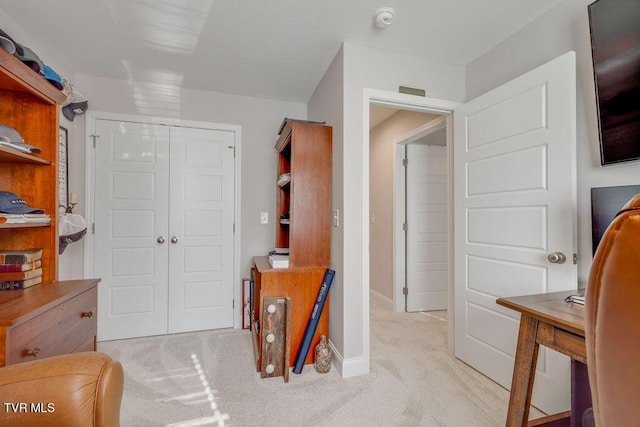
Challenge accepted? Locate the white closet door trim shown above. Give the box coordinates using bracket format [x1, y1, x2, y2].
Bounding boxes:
[84, 111, 243, 329]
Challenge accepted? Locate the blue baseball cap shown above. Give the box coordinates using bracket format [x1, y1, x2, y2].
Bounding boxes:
[41, 64, 63, 90]
[0, 191, 44, 214]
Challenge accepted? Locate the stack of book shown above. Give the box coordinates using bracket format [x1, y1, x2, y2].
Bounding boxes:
[0, 213, 50, 224]
[268, 248, 290, 269]
[564, 293, 586, 306]
[0, 248, 44, 290]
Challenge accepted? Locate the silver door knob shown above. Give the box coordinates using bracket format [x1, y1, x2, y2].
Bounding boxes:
[547, 252, 567, 264]
[157, 236, 165, 244]
[171, 236, 179, 243]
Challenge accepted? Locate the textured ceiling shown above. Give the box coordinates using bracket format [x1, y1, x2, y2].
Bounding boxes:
[0, 0, 563, 103]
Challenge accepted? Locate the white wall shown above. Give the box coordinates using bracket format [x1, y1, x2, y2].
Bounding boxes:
[465, 0, 640, 285]
[307, 46, 345, 365]
[326, 43, 464, 374]
[369, 110, 439, 300]
[343, 42, 465, 363]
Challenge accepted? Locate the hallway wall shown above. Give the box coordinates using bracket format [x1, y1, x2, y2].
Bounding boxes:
[369, 110, 439, 300]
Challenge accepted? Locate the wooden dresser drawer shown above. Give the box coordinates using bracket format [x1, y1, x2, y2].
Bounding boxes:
[7, 286, 97, 364]
[0, 280, 100, 366]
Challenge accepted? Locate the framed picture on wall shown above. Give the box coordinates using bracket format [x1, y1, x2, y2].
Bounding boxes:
[58, 126, 68, 209]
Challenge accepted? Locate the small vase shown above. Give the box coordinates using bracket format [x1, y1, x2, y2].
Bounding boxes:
[314, 335, 331, 374]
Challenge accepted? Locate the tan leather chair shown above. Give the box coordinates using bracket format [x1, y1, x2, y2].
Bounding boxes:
[0, 351, 124, 427]
[585, 194, 640, 426]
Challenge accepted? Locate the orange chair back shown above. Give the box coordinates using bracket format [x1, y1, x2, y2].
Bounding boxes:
[585, 194, 640, 426]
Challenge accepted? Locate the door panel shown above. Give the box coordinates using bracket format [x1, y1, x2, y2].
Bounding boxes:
[406, 144, 448, 312]
[94, 119, 170, 340]
[454, 52, 577, 414]
[168, 126, 235, 333]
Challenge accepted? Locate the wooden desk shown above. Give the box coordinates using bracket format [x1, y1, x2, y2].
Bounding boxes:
[497, 290, 592, 427]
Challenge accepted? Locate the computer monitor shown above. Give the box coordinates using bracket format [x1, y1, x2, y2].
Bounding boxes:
[591, 184, 640, 254]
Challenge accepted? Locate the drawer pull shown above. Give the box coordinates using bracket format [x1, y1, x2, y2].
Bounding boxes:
[81, 311, 94, 318]
[26, 347, 40, 357]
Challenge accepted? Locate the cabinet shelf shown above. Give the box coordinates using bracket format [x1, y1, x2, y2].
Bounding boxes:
[0, 223, 51, 229]
[0, 47, 66, 105]
[0, 146, 51, 165]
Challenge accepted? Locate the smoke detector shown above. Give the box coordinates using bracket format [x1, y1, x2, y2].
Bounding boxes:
[374, 7, 395, 29]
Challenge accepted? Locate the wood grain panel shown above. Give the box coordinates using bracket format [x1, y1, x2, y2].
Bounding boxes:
[253, 257, 329, 368]
[8, 287, 97, 364]
[0, 280, 99, 367]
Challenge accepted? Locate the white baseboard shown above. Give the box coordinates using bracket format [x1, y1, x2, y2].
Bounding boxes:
[328, 338, 369, 378]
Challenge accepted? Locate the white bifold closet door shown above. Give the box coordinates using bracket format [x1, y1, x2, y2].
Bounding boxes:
[94, 119, 235, 341]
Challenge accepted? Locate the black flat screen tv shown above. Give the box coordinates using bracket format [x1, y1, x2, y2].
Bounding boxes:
[588, 0, 640, 165]
[591, 184, 640, 254]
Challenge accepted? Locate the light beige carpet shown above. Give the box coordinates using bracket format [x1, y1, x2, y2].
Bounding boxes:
[98, 293, 543, 426]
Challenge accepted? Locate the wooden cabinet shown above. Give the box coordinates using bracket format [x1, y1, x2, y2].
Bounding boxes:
[0, 279, 99, 366]
[252, 119, 332, 375]
[0, 43, 66, 282]
[0, 40, 101, 367]
[275, 119, 332, 268]
[251, 257, 329, 370]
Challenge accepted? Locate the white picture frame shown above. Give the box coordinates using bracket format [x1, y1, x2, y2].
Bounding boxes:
[58, 126, 68, 209]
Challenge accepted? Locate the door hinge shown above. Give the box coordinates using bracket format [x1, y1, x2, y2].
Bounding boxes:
[402, 158, 408, 167]
[90, 134, 100, 148]
[403, 223, 408, 231]
[92, 223, 95, 234]
[233, 223, 235, 233]
[573, 253, 578, 265]
[403, 287, 408, 296]
[232, 299, 235, 309]
[228, 145, 235, 157]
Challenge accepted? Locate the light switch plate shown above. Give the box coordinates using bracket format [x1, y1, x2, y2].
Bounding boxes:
[260, 212, 269, 224]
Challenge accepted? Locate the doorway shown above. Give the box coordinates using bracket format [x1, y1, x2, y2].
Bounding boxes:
[361, 90, 459, 364]
[369, 106, 448, 314]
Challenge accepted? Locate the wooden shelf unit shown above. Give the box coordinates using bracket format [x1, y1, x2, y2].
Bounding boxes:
[0, 41, 101, 368]
[275, 120, 332, 268]
[252, 119, 332, 374]
[0, 44, 66, 284]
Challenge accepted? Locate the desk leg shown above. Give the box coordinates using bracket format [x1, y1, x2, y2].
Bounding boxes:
[506, 314, 540, 427]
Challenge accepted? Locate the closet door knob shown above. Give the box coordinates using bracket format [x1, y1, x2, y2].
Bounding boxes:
[157, 236, 165, 244]
[547, 252, 567, 264]
[171, 236, 179, 243]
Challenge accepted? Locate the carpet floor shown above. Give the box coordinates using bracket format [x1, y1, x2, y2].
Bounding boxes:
[98, 292, 543, 426]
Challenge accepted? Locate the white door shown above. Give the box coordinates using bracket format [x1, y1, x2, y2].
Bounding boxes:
[168, 126, 235, 333]
[94, 120, 170, 340]
[453, 52, 576, 414]
[406, 144, 448, 312]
